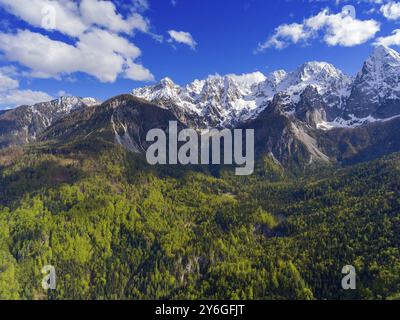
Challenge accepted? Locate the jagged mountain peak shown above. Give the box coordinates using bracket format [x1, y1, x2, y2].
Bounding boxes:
[132, 71, 269, 128]
[345, 45, 400, 119]
[132, 62, 352, 128]
[159, 77, 176, 88]
[0, 95, 101, 148]
[32, 96, 101, 115]
[361, 45, 400, 79]
[370, 45, 400, 62]
[293, 61, 347, 83]
[267, 61, 352, 112]
[267, 70, 287, 85]
[130, 46, 400, 130]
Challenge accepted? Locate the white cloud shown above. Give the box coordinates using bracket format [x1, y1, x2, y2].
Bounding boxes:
[260, 23, 311, 50]
[124, 60, 155, 81]
[130, 0, 150, 12]
[0, 89, 53, 107]
[0, 69, 52, 107]
[0, 29, 154, 83]
[375, 29, 400, 46]
[0, 0, 155, 82]
[58, 90, 71, 97]
[80, 0, 149, 34]
[257, 8, 380, 51]
[0, 0, 86, 37]
[308, 9, 380, 46]
[0, 71, 19, 91]
[0, 0, 150, 36]
[168, 30, 197, 50]
[380, 1, 400, 20]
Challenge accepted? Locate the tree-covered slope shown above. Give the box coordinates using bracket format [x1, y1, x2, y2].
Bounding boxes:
[1, 139, 400, 300]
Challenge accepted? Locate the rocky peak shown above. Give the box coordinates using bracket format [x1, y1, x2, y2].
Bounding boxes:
[130, 46, 400, 130]
[0, 96, 100, 148]
[295, 86, 327, 128]
[346, 45, 400, 119]
[358, 45, 400, 86]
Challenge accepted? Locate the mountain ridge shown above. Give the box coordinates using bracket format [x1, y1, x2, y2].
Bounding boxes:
[1, 46, 400, 170]
[0, 96, 101, 148]
[132, 45, 400, 130]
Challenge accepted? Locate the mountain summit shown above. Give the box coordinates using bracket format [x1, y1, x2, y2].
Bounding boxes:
[132, 46, 400, 130]
[0, 96, 100, 148]
[2, 46, 400, 168]
[345, 45, 400, 119]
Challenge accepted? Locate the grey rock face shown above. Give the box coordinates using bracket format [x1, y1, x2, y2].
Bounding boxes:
[0, 96, 100, 148]
[345, 45, 400, 119]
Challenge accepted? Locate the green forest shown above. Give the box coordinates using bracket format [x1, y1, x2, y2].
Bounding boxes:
[1, 140, 400, 300]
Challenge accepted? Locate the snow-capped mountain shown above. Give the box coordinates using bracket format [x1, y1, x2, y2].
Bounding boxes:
[2, 46, 400, 169]
[133, 45, 400, 131]
[0, 96, 100, 148]
[133, 61, 351, 128]
[345, 45, 400, 119]
[256, 62, 352, 115]
[29, 96, 100, 127]
[133, 72, 266, 128]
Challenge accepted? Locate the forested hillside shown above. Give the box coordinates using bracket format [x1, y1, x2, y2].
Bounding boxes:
[1, 139, 400, 300]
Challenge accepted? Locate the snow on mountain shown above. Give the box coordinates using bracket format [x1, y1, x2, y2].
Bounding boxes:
[0, 96, 101, 148]
[133, 72, 267, 127]
[132, 65, 350, 128]
[28, 96, 101, 127]
[258, 62, 351, 106]
[358, 45, 400, 98]
[345, 45, 400, 119]
[132, 45, 400, 131]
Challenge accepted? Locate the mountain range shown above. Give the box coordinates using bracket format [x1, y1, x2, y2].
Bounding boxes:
[1, 45, 400, 169]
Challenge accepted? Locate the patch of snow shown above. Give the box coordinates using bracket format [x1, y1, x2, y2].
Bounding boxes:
[317, 113, 400, 130]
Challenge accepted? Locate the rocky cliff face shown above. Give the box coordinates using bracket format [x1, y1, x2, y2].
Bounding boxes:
[0, 96, 100, 148]
[132, 46, 400, 131]
[132, 73, 267, 128]
[2, 46, 400, 170]
[345, 45, 400, 119]
[41, 95, 185, 154]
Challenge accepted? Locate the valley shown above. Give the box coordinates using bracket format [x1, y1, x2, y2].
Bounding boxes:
[0, 45, 400, 300]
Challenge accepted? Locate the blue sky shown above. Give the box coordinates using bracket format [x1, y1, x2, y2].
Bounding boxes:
[0, 0, 400, 109]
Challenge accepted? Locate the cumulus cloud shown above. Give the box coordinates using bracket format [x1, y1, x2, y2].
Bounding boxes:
[168, 30, 197, 50]
[0, 69, 52, 108]
[0, 0, 87, 37]
[257, 8, 380, 51]
[0, 0, 150, 36]
[124, 60, 154, 81]
[80, 0, 150, 34]
[375, 29, 400, 46]
[0, 29, 153, 82]
[380, 1, 400, 20]
[0, 70, 19, 91]
[260, 23, 311, 50]
[0, 0, 154, 82]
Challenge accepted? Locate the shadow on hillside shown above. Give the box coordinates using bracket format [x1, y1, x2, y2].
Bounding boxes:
[0, 159, 84, 209]
[122, 150, 217, 182]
